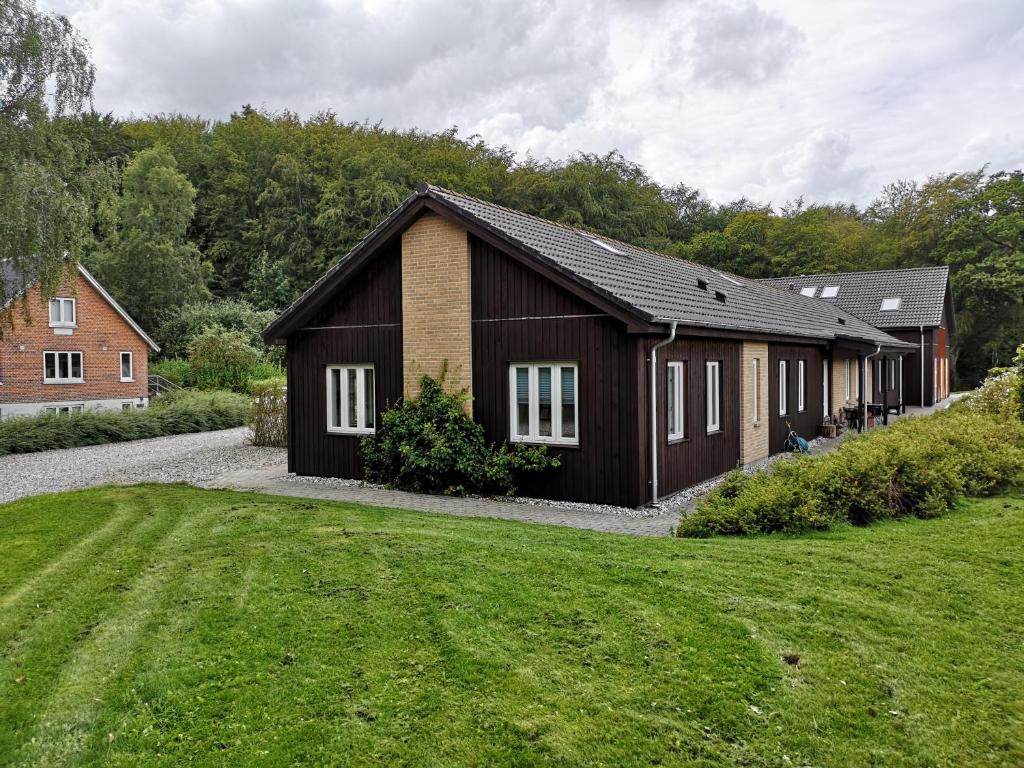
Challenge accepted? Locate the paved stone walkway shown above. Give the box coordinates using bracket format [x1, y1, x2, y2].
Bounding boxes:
[208, 465, 680, 537]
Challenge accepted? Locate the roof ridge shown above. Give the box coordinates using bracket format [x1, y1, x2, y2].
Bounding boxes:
[766, 265, 949, 280]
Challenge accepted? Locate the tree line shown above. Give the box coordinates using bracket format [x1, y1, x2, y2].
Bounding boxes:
[4, 0, 1022, 387]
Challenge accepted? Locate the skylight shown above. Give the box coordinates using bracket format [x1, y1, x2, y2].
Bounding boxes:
[820, 286, 839, 298]
[880, 297, 901, 311]
[581, 233, 624, 255]
[799, 286, 818, 297]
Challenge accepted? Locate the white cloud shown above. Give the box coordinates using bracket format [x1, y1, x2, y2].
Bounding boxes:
[45, 0, 1024, 206]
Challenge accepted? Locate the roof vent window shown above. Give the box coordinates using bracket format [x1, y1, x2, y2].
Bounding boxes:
[697, 278, 708, 291]
[880, 297, 901, 311]
[821, 286, 839, 298]
[799, 286, 818, 297]
[714, 290, 727, 303]
[581, 233, 625, 255]
[837, 317, 846, 325]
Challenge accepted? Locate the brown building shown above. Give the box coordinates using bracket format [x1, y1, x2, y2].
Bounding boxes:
[0, 263, 159, 418]
[265, 185, 916, 507]
[762, 268, 954, 407]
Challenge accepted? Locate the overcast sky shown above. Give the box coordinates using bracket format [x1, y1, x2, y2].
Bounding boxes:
[44, 0, 1024, 206]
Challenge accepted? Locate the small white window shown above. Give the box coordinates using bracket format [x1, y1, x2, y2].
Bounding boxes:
[667, 361, 685, 441]
[854, 358, 861, 399]
[45, 404, 83, 415]
[705, 361, 721, 433]
[509, 363, 578, 445]
[880, 297, 901, 311]
[799, 286, 818, 297]
[844, 359, 851, 401]
[751, 357, 760, 423]
[820, 286, 840, 299]
[43, 351, 83, 383]
[122, 402, 133, 411]
[779, 360, 788, 415]
[326, 364, 376, 434]
[48, 298, 76, 327]
[797, 360, 806, 412]
[120, 352, 134, 382]
[889, 359, 895, 390]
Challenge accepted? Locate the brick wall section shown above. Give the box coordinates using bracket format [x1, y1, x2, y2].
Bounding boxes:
[0, 269, 150, 405]
[739, 342, 769, 464]
[831, 351, 858, 419]
[401, 213, 473, 409]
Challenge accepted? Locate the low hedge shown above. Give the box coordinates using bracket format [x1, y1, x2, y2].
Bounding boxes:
[0, 390, 251, 456]
[677, 409, 1024, 538]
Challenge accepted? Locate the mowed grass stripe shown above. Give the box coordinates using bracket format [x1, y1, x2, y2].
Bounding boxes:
[0, 486, 1022, 767]
[9, 493, 225, 768]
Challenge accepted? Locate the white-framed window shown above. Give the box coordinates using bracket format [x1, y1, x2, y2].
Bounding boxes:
[667, 361, 685, 441]
[889, 359, 895, 390]
[120, 351, 134, 382]
[821, 286, 839, 299]
[876, 360, 882, 391]
[48, 298, 76, 327]
[797, 360, 806, 412]
[43, 351, 83, 383]
[799, 286, 818, 297]
[751, 357, 760, 423]
[844, 359, 851, 401]
[122, 402, 133, 411]
[705, 360, 721, 433]
[854, 358, 861, 399]
[880, 297, 901, 311]
[326, 364, 375, 434]
[509, 363, 578, 445]
[778, 360, 788, 415]
[45, 404, 83, 415]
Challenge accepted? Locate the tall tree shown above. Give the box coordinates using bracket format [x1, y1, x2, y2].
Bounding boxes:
[88, 146, 211, 332]
[0, 0, 110, 307]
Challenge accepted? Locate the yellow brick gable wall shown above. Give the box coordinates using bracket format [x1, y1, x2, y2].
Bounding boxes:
[740, 342, 769, 464]
[401, 212, 473, 410]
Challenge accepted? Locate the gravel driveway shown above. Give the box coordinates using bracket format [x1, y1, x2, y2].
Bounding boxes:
[0, 428, 285, 504]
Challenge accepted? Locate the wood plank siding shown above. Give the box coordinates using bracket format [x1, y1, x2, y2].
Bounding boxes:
[768, 344, 825, 455]
[287, 243, 403, 478]
[649, 335, 741, 498]
[470, 236, 647, 506]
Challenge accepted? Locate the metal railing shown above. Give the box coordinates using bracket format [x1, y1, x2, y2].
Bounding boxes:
[148, 374, 183, 397]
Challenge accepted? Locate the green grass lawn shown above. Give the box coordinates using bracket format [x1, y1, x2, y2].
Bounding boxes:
[2, 486, 1022, 767]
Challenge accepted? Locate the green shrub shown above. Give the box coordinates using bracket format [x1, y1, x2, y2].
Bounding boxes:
[187, 326, 263, 391]
[677, 409, 1024, 538]
[957, 367, 1020, 421]
[0, 391, 251, 456]
[361, 374, 560, 496]
[150, 358, 193, 387]
[248, 380, 287, 448]
[155, 298, 279, 360]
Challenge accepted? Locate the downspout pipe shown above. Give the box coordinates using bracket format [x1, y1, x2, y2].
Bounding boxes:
[864, 343, 882, 430]
[920, 324, 925, 407]
[649, 322, 677, 504]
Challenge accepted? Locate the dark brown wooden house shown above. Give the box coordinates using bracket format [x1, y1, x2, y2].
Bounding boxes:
[264, 185, 915, 507]
[762, 267, 954, 407]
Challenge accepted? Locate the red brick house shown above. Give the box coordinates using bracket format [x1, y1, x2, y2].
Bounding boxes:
[0, 262, 159, 419]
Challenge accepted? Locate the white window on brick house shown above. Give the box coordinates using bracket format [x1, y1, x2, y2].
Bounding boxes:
[705, 361, 721, 433]
[122, 402, 133, 411]
[48, 298, 76, 327]
[120, 352, 134, 382]
[778, 360, 788, 415]
[509, 363, 578, 445]
[326, 364, 375, 434]
[667, 361, 685, 441]
[43, 351, 83, 383]
[45, 404, 83, 415]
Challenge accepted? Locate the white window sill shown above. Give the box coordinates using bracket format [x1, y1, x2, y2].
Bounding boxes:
[121, 378, 134, 383]
[510, 435, 579, 448]
[43, 379, 85, 385]
[326, 427, 375, 436]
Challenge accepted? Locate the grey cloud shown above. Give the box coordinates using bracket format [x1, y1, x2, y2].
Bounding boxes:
[687, 0, 804, 87]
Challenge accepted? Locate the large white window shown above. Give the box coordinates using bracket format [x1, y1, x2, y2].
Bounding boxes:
[120, 352, 134, 382]
[45, 404, 83, 415]
[43, 351, 83, 383]
[667, 361, 685, 441]
[797, 360, 806, 412]
[844, 359, 851, 401]
[778, 360, 788, 415]
[751, 357, 760, 423]
[48, 298, 76, 327]
[326, 364, 375, 434]
[705, 361, 721, 433]
[509, 363, 578, 445]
